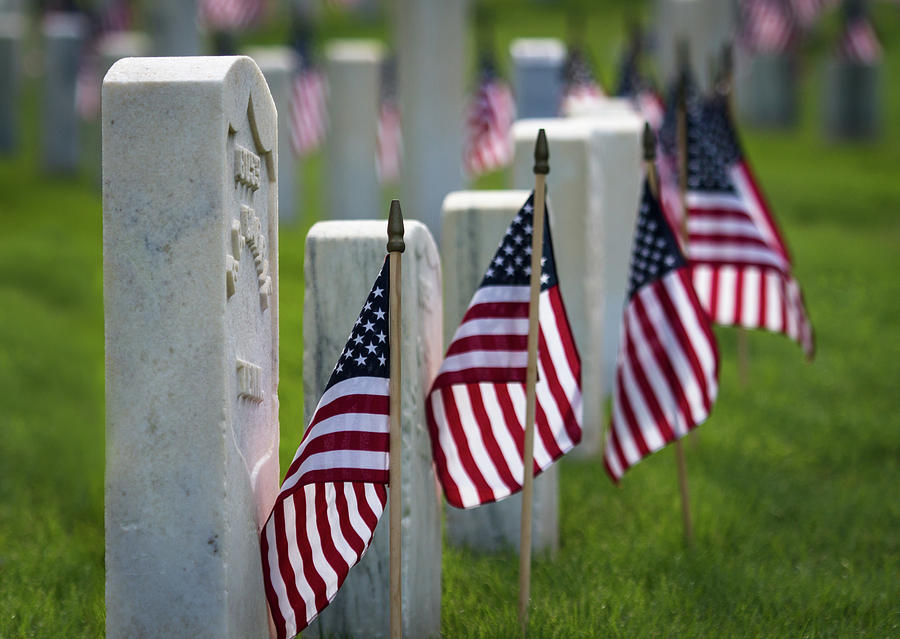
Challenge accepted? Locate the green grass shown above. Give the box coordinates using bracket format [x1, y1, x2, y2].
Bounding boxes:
[2, 2, 899, 637]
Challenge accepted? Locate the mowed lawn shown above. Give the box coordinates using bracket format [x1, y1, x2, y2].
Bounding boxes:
[1, 2, 899, 637]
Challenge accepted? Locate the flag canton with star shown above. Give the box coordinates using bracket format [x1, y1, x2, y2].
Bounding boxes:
[480, 193, 559, 291]
[627, 181, 687, 300]
[686, 96, 742, 194]
[327, 259, 390, 390]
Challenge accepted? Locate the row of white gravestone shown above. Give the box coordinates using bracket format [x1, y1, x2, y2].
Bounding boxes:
[102, 53, 650, 637]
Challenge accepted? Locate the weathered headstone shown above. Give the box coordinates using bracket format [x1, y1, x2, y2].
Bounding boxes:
[0, 11, 23, 152]
[511, 115, 643, 457]
[736, 51, 797, 128]
[41, 12, 85, 173]
[509, 38, 567, 119]
[823, 58, 882, 139]
[149, 0, 201, 56]
[303, 220, 442, 639]
[441, 189, 560, 553]
[103, 56, 279, 638]
[247, 46, 299, 222]
[324, 40, 384, 220]
[392, 0, 468, 242]
[655, 0, 735, 90]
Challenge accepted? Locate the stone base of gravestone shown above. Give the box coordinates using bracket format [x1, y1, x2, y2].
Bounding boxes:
[510, 38, 566, 119]
[441, 189, 560, 554]
[511, 115, 642, 458]
[103, 56, 279, 638]
[0, 12, 23, 152]
[736, 52, 797, 128]
[303, 220, 442, 639]
[823, 59, 883, 140]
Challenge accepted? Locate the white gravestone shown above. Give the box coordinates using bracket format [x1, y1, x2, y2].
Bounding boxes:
[0, 11, 23, 152]
[149, 0, 201, 56]
[41, 12, 85, 173]
[510, 38, 567, 119]
[441, 190, 560, 553]
[246, 46, 299, 223]
[103, 56, 279, 638]
[655, 0, 734, 91]
[735, 51, 797, 128]
[511, 116, 643, 457]
[823, 57, 883, 140]
[392, 0, 468, 243]
[303, 220, 442, 639]
[324, 40, 383, 220]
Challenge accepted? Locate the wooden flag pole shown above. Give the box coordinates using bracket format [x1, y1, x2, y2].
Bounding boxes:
[518, 128, 549, 637]
[651, 116, 694, 546]
[387, 200, 405, 639]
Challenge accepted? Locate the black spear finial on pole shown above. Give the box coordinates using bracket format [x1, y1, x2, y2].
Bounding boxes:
[533, 128, 549, 175]
[387, 199, 405, 253]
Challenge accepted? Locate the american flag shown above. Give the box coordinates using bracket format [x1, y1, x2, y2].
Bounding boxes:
[261, 258, 392, 639]
[686, 95, 815, 358]
[604, 179, 719, 481]
[837, 10, 882, 64]
[740, 0, 797, 55]
[559, 45, 605, 115]
[427, 193, 582, 509]
[198, 0, 264, 32]
[376, 56, 402, 183]
[656, 72, 702, 235]
[290, 61, 329, 157]
[464, 53, 516, 177]
[791, 0, 837, 28]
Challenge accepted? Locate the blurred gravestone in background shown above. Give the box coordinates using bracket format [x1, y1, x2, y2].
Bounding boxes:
[510, 38, 567, 118]
[734, 0, 798, 127]
[0, 10, 23, 153]
[655, 0, 735, 93]
[324, 39, 384, 220]
[392, 0, 468, 244]
[149, 0, 201, 56]
[41, 12, 85, 173]
[823, 0, 883, 140]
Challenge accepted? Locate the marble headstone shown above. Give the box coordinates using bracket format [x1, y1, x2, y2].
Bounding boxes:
[103, 56, 279, 638]
[512, 115, 643, 457]
[823, 58, 882, 140]
[41, 12, 85, 173]
[0, 11, 23, 152]
[736, 51, 797, 128]
[510, 38, 567, 119]
[149, 0, 201, 56]
[655, 0, 735, 91]
[441, 189, 560, 553]
[392, 0, 468, 243]
[246, 46, 300, 222]
[303, 220, 442, 638]
[324, 40, 384, 220]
